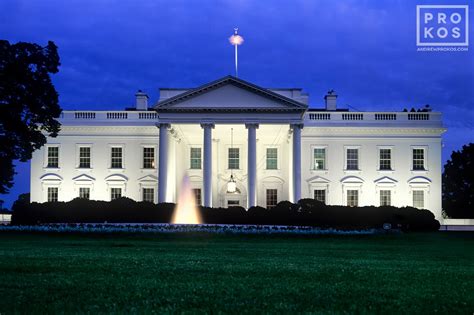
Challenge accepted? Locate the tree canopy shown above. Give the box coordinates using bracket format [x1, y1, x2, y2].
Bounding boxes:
[442, 143, 474, 218]
[0, 40, 61, 194]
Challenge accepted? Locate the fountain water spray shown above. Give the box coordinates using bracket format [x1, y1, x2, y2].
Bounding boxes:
[172, 175, 202, 224]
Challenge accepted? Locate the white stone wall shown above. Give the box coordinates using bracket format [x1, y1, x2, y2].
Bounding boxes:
[30, 126, 160, 204]
[30, 113, 444, 221]
[300, 127, 443, 219]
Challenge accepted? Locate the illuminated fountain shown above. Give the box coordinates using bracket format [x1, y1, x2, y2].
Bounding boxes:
[172, 175, 202, 224]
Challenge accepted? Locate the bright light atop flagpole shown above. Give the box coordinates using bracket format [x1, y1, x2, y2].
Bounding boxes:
[229, 28, 243, 77]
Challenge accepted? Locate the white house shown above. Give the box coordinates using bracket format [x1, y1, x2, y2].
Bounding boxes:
[30, 76, 446, 220]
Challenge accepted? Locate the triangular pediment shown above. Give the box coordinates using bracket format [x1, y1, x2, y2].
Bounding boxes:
[306, 175, 330, 183]
[374, 176, 398, 185]
[72, 174, 96, 182]
[138, 175, 158, 182]
[156, 76, 307, 112]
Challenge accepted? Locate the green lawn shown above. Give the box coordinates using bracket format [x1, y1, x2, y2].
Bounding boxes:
[0, 232, 473, 314]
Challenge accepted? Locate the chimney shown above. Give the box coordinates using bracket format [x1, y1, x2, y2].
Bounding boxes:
[135, 90, 149, 110]
[324, 90, 337, 111]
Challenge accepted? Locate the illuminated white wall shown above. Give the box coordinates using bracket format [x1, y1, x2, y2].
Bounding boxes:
[29, 81, 444, 221]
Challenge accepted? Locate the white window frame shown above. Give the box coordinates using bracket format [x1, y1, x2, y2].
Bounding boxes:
[106, 179, 127, 201]
[265, 146, 279, 170]
[377, 146, 394, 172]
[265, 188, 278, 208]
[109, 144, 125, 169]
[313, 189, 327, 204]
[46, 186, 59, 202]
[375, 179, 396, 207]
[40, 175, 62, 202]
[139, 180, 157, 203]
[110, 187, 123, 201]
[379, 189, 392, 206]
[346, 189, 359, 207]
[141, 145, 157, 170]
[142, 187, 155, 203]
[261, 178, 283, 209]
[311, 145, 328, 171]
[76, 144, 93, 169]
[307, 176, 330, 205]
[411, 146, 428, 172]
[78, 187, 91, 200]
[188, 176, 203, 206]
[342, 180, 363, 207]
[44, 144, 60, 169]
[412, 190, 425, 209]
[189, 146, 202, 170]
[344, 145, 361, 172]
[409, 184, 430, 210]
[227, 146, 241, 170]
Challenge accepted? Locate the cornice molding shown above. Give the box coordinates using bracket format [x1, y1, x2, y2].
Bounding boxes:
[302, 127, 446, 136]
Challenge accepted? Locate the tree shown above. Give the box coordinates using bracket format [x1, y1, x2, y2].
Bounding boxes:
[0, 40, 61, 194]
[442, 143, 474, 218]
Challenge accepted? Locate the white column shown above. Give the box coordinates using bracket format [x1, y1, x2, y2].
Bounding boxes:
[291, 124, 303, 203]
[201, 123, 214, 207]
[158, 123, 170, 203]
[246, 123, 258, 208]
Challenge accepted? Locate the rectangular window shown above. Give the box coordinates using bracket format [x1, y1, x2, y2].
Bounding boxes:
[413, 149, 425, 170]
[266, 189, 278, 209]
[79, 147, 91, 168]
[79, 187, 90, 200]
[190, 148, 202, 169]
[313, 148, 326, 170]
[314, 189, 326, 204]
[47, 147, 59, 168]
[142, 188, 154, 203]
[228, 148, 240, 169]
[346, 148, 359, 170]
[227, 200, 240, 207]
[347, 190, 359, 207]
[143, 147, 155, 169]
[47, 187, 58, 202]
[110, 188, 122, 200]
[266, 148, 278, 170]
[192, 188, 202, 206]
[380, 190, 391, 206]
[379, 149, 392, 170]
[413, 190, 424, 209]
[111, 147, 123, 169]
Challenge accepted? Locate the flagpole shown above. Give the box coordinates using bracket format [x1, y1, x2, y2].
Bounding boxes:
[229, 28, 244, 78]
[235, 44, 238, 77]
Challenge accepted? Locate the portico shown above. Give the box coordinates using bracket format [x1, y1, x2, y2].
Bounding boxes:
[155, 76, 307, 208]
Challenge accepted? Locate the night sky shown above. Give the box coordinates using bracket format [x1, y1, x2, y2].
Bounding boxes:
[1, 0, 473, 208]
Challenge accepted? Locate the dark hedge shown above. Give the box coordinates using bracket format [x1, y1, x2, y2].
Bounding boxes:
[11, 197, 440, 231]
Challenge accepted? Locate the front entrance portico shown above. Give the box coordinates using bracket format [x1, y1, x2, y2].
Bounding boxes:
[155, 76, 307, 208]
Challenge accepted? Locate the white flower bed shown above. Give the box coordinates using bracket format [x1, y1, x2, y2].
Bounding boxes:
[0, 223, 386, 235]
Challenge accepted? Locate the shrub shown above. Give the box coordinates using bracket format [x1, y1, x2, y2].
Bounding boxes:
[11, 197, 440, 231]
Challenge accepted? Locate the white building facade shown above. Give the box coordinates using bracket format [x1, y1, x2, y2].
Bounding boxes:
[30, 76, 445, 220]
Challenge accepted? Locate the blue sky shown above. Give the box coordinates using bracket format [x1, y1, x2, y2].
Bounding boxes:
[1, 0, 473, 208]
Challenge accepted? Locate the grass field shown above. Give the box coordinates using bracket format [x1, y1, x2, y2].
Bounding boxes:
[0, 232, 473, 314]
